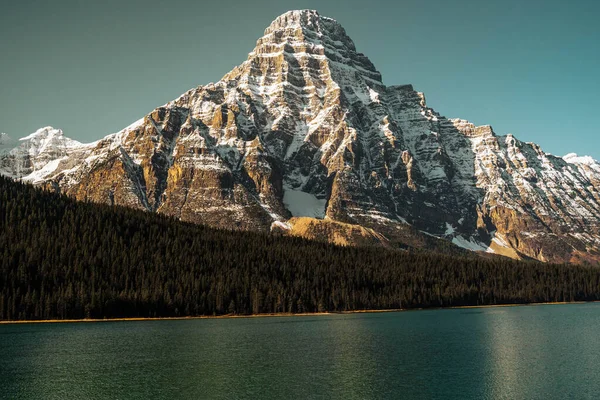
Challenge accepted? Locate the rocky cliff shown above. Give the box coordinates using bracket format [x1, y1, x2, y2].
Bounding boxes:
[2, 10, 600, 263]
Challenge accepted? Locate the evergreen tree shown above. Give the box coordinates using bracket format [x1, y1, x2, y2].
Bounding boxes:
[0, 175, 599, 321]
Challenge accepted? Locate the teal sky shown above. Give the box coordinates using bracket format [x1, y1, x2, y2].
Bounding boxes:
[1, 0, 599, 159]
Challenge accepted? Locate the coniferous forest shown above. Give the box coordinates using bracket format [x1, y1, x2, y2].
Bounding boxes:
[1, 176, 600, 321]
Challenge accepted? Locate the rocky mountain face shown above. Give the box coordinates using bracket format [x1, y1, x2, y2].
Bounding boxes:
[2, 10, 600, 263]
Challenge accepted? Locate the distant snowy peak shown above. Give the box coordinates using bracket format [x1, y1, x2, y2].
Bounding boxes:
[17, 126, 82, 156]
[0, 133, 16, 152]
[563, 153, 600, 183]
[19, 126, 63, 142]
[0, 126, 86, 182]
[19, 126, 62, 141]
[563, 153, 599, 167]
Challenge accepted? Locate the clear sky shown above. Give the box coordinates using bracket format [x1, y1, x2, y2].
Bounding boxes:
[1, 0, 599, 159]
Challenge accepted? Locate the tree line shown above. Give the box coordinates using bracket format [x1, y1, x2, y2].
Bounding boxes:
[1, 175, 599, 321]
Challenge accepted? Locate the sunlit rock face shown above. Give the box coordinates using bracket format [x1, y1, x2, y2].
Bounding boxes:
[2, 10, 600, 263]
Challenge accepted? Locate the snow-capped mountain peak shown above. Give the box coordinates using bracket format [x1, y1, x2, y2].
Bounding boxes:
[0, 133, 16, 153]
[0, 126, 84, 182]
[20, 126, 62, 140]
[1, 10, 600, 264]
[563, 153, 599, 167]
[17, 126, 81, 155]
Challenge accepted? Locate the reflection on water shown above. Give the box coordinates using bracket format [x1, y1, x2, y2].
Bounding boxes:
[485, 306, 600, 400]
[1, 304, 600, 399]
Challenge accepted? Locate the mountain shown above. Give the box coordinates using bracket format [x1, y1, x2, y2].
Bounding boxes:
[0, 127, 83, 182]
[1, 10, 600, 264]
[0, 133, 16, 153]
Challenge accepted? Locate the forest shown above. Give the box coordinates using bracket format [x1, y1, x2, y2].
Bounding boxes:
[1, 175, 600, 321]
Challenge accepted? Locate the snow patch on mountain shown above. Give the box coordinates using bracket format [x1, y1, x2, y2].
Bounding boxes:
[271, 220, 292, 231]
[283, 187, 327, 218]
[22, 157, 65, 183]
[452, 236, 487, 252]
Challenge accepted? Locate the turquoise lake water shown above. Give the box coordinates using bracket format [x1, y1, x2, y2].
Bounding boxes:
[1, 303, 600, 399]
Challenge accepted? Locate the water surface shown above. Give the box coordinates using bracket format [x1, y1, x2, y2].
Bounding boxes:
[2, 304, 600, 399]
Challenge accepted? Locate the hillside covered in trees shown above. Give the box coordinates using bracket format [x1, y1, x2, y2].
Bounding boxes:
[1, 176, 599, 321]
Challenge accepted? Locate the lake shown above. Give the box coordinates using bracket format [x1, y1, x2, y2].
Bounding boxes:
[1, 304, 600, 399]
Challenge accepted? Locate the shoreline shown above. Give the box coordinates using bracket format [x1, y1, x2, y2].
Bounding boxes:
[1, 301, 597, 325]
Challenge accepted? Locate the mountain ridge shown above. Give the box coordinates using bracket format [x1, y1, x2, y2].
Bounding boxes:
[2, 9, 600, 264]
